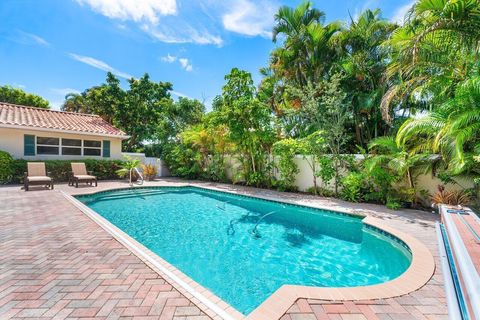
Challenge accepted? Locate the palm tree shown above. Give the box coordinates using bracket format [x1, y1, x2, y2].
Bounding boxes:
[397, 75, 480, 175]
[116, 156, 141, 186]
[335, 9, 397, 145]
[271, 1, 341, 86]
[272, 1, 325, 42]
[61, 93, 89, 113]
[366, 136, 430, 189]
[381, 0, 480, 122]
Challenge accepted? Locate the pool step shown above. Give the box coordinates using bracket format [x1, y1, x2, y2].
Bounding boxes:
[438, 205, 480, 320]
[85, 190, 168, 202]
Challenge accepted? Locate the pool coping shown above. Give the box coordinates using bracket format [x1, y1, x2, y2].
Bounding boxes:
[62, 184, 436, 320]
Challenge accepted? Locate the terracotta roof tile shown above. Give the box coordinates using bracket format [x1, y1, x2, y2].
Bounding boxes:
[0, 103, 127, 137]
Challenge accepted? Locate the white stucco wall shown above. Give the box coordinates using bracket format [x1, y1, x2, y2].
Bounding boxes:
[0, 127, 124, 160]
[222, 154, 473, 198]
[292, 155, 474, 195]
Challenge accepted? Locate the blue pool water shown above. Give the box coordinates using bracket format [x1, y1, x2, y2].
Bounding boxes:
[77, 187, 412, 314]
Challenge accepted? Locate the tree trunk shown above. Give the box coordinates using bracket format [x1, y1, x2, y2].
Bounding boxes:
[126, 134, 138, 152]
[407, 168, 414, 189]
[311, 159, 317, 195]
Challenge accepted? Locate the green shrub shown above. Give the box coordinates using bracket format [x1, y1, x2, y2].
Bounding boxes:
[386, 199, 402, 210]
[340, 172, 364, 202]
[273, 138, 300, 191]
[164, 143, 202, 179]
[306, 186, 334, 197]
[11, 159, 124, 183]
[0, 150, 15, 184]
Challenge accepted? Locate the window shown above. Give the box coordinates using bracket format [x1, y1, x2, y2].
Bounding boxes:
[62, 147, 82, 155]
[84, 140, 101, 148]
[83, 140, 102, 156]
[62, 138, 82, 146]
[36, 137, 59, 155]
[30, 136, 103, 157]
[62, 138, 82, 155]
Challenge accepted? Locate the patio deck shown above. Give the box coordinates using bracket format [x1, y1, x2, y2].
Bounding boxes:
[0, 179, 448, 319]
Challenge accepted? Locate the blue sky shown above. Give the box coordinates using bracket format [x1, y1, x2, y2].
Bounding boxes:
[0, 0, 413, 110]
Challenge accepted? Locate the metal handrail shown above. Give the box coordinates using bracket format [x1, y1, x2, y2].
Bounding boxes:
[134, 167, 144, 185]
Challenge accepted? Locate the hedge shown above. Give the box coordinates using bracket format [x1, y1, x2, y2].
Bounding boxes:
[6, 158, 124, 184]
[0, 150, 15, 184]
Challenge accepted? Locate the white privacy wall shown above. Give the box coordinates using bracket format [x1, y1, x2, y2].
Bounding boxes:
[128, 152, 473, 195]
[224, 155, 473, 196]
[122, 152, 170, 177]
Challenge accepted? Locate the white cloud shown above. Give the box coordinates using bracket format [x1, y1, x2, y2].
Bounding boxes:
[391, 1, 415, 25]
[75, 0, 177, 24]
[16, 31, 49, 46]
[50, 88, 81, 96]
[170, 90, 190, 98]
[142, 23, 223, 46]
[160, 54, 193, 72]
[222, 0, 276, 38]
[76, 0, 222, 46]
[69, 53, 133, 79]
[161, 54, 177, 63]
[179, 58, 193, 72]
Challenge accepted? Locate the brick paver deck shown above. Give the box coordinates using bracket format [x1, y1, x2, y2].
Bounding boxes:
[0, 185, 210, 320]
[1, 179, 449, 319]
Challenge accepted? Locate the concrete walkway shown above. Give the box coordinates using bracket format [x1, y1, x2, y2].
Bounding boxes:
[0, 179, 448, 319]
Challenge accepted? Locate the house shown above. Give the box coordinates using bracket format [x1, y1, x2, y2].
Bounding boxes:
[0, 102, 128, 160]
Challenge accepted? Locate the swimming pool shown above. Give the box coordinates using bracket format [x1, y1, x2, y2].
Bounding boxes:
[77, 186, 412, 314]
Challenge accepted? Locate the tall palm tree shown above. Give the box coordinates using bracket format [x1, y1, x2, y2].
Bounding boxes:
[61, 93, 89, 113]
[270, 1, 341, 86]
[272, 1, 325, 43]
[397, 75, 480, 175]
[335, 9, 397, 145]
[381, 0, 480, 122]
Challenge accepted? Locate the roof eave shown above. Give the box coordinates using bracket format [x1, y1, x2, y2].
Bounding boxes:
[0, 123, 130, 139]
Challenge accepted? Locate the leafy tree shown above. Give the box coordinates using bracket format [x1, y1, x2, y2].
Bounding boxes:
[0, 85, 49, 108]
[120, 74, 173, 150]
[153, 97, 205, 156]
[214, 68, 276, 186]
[297, 131, 327, 194]
[273, 138, 300, 191]
[381, 0, 480, 121]
[289, 73, 352, 194]
[61, 72, 176, 152]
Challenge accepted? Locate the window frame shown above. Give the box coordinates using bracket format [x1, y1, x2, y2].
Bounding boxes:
[36, 136, 60, 156]
[83, 139, 102, 157]
[61, 138, 83, 156]
[32, 136, 103, 157]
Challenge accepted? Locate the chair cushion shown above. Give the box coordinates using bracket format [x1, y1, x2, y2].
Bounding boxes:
[74, 175, 96, 180]
[27, 176, 52, 182]
[71, 163, 88, 175]
[27, 163, 46, 177]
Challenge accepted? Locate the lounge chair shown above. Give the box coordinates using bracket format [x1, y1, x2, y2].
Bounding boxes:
[24, 162, 54, 191]
[69, 163, 97, 188]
